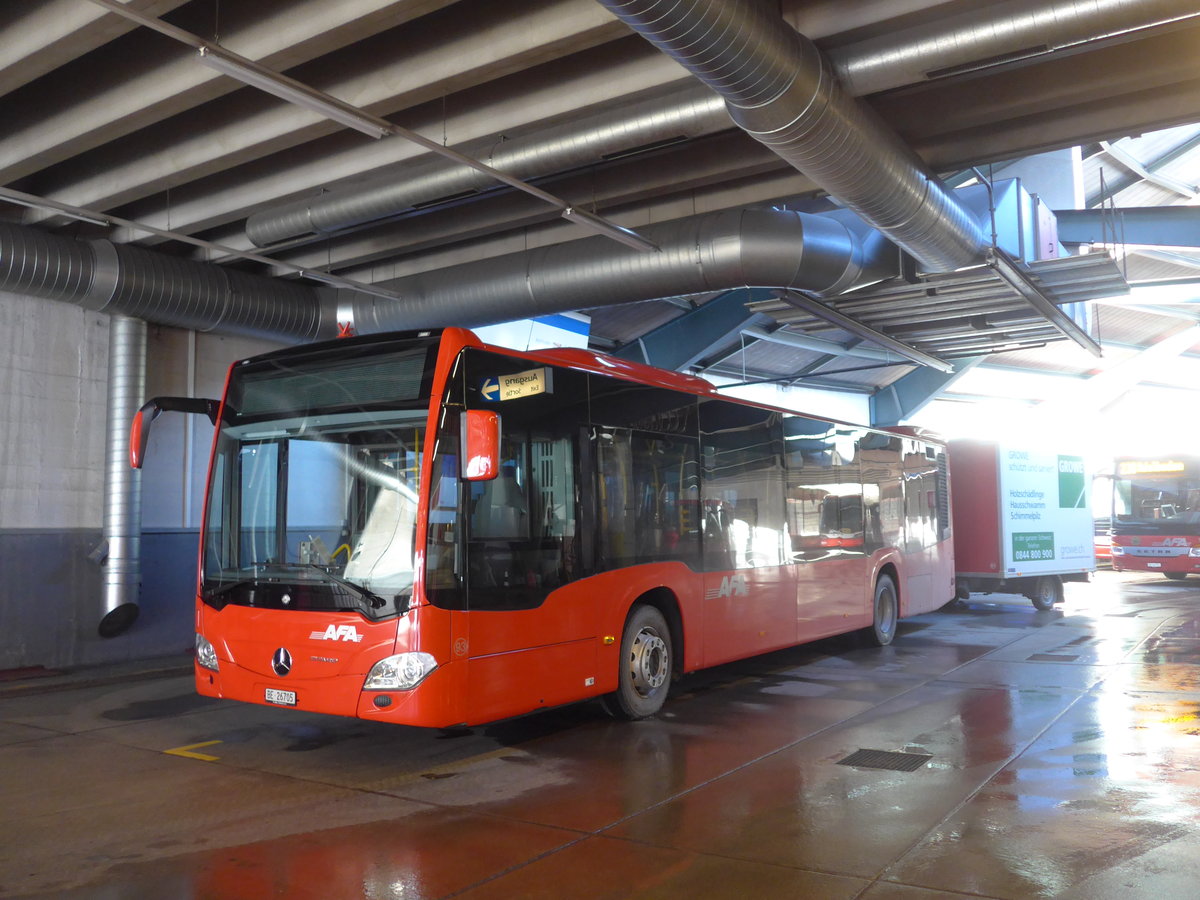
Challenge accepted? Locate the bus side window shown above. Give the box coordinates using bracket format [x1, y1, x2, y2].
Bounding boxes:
[596, 430, 700, 570]
[700, 399, 785, 570]
[470, 447, 529, 541]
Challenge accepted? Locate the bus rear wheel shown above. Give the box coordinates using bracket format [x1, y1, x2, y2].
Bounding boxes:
[864, 575, 898, 647]
[603, 605, 673, 720]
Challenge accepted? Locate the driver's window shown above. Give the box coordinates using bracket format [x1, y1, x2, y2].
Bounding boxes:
[239, 443, 278, 565]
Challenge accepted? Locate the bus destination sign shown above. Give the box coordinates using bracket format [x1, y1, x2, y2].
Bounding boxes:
[1117, 460, 1186, 476]
[480, 367, 554, 402]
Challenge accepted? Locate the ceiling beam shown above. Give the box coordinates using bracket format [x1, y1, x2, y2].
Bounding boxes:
[869, 357, 984, 426]
[0, 0, 187, 96]
[614, 290, 772, 371]
[1094, 140, 1199, 202]
[1056, 207, 1200, 247]
[1034, 324, 1200, 414]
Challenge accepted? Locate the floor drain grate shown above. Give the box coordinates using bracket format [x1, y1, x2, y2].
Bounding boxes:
[1027, 653, 1081, 662]
[837, 749, 932, 772]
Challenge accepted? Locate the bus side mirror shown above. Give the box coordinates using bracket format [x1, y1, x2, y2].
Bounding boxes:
[461, 409, 501, 481]
[130, 397, 221, 469]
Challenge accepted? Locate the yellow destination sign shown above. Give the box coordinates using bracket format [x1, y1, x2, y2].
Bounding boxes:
[480, 368, 553, 402]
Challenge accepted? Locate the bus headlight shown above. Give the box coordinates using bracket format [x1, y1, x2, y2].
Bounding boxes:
[364, 652, 437, 690]
[1111, 546, 1125, 555]
[195, 634, 219, 671]
[1189, 546, 1200, 558]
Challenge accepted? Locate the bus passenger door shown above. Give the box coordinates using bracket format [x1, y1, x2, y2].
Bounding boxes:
[460, 423, 593, 722]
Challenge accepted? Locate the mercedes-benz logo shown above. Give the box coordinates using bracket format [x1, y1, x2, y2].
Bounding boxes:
[272, 647, 293, 677]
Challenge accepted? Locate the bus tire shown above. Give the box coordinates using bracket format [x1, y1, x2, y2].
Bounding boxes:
[1164, 572, 1189, 581]
[865, 574, 898, 647]
[603, 605, 673, 720]
[1028, 576, 1063, 611]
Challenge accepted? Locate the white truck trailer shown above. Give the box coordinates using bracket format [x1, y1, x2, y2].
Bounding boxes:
[949, 440, 1094, 610]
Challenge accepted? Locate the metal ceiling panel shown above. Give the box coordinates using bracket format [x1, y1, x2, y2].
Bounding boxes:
[747, 253, 1128, 361]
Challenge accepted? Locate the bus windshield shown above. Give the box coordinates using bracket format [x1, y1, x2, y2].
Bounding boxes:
[200, 339, 438, 618]
[1114, 474, 1200, 525]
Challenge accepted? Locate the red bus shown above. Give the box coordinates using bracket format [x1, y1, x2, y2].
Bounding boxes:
[134, 327, 954, 727]
[1110, 456, 1200, 580]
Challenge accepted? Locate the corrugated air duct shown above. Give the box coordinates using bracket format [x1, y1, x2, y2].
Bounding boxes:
[595, 0, 988, 273]
[830, 0, 1200, 97]
[99, 315, 146, 638]
[351, 207, 896, 332]
[245, 82, 729, 247]
[0, 221, 336, 342]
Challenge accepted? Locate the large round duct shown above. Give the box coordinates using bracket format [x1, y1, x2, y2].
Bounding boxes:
[353, 207, 895, 332]
[595, 0, 988, 273]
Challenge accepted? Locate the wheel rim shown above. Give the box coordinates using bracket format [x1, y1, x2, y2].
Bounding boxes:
[1034, 578, 1054, 607]
[629, 628, 668, 696]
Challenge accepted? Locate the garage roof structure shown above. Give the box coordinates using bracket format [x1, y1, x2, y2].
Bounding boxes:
[2, 0, 1199, 392]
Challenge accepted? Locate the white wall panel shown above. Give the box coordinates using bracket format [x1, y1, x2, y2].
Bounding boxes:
[0, 290, 108, 530]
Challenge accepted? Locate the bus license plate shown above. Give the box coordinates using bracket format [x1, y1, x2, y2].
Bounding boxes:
[265, 688, 297, 706]
[1148, 562, 1162, 568]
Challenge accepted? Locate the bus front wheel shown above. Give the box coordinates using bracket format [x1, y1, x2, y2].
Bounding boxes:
[1165, 572, 1189, 581]
[603, 605, 673, 720]
[865, 575, 898, 647]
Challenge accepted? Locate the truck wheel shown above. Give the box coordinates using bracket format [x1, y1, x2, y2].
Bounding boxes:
[602, 605, 672, 720]
[1164, 572, 1189, 581]
[1029, 576, 1063, 611]
[865, 575, 898, 647]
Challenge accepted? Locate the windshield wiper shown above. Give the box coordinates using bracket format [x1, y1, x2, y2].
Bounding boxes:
[294, 563, 392, 610]
[205, 579, 256, 601]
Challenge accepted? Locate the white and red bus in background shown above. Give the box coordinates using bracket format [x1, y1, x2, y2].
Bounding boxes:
[133, 327, 955, 728]
[1110, 456, 1200, 580]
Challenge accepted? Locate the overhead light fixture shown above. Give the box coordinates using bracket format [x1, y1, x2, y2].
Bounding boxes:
[199, 47, 661, 254]
[0, 191, 110, 227]
[197, 47, 389, 139]
[562, 207, 659, 253]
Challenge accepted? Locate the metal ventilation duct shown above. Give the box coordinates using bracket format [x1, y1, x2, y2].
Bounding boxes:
[831, 0, 1200, 97]
[246, 82, 729, 247]
[99, 315, 145, 638]
[595, 0, 987, 273]
[0, 221, 335, 341]
[352, 207, 895, 332]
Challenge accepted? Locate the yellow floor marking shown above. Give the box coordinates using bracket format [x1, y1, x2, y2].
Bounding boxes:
[164, 740, 223, 761]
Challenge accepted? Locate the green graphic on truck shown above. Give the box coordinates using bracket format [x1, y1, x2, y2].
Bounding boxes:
[1057, 455, 1086, 509]
[1013, 531, 1055, 562]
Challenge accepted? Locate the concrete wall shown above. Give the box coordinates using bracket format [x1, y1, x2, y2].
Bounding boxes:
[0, 289, 281, 671]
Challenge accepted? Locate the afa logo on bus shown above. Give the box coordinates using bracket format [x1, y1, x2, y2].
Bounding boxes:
[705, 574, 750, 600]
[309, 625, 364, 642]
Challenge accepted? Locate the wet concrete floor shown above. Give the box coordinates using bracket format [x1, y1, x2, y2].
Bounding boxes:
[1, 570, 1198, 899]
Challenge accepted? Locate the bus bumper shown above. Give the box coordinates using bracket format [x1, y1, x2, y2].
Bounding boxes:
[194, 659, 465, 729]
